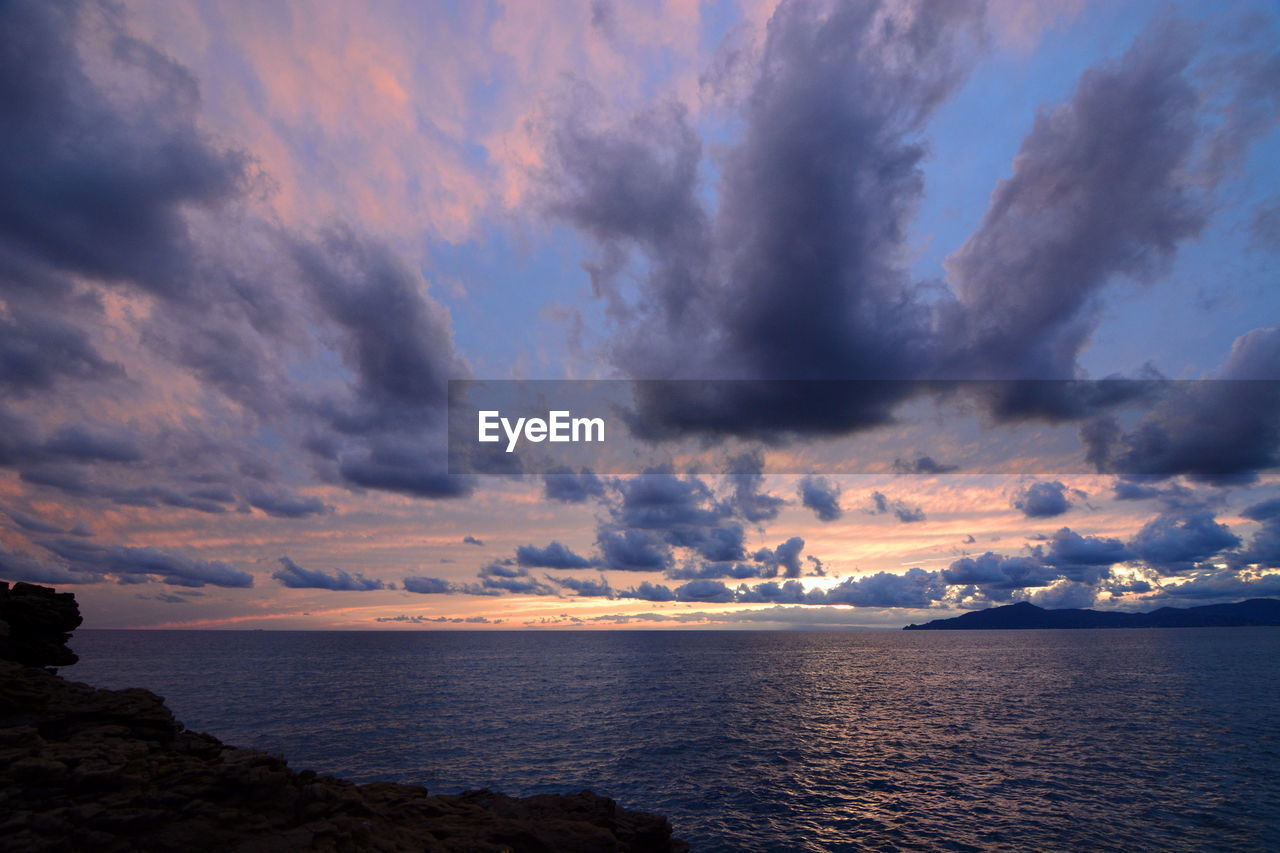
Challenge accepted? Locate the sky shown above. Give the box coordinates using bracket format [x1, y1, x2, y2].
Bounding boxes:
[0, 0, 1278, 630]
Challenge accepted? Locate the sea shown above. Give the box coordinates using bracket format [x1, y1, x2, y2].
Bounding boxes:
[69, 628, 1280, 852]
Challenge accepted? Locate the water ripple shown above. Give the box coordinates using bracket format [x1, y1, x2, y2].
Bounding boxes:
[71, 628, 1280, 852]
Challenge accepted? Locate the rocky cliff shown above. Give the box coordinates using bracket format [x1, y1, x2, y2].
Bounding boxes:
[0, 581, 83, 668]
[0, 582, 687, 852]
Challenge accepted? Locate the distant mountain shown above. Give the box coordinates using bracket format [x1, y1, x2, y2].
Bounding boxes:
[902, 598, 1280, 630]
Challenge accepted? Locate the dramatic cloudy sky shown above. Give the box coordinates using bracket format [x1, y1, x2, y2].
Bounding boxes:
[1, 0, 1277, 629]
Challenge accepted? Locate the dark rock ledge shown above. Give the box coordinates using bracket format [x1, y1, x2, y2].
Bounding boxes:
[0, 582, 689, 852]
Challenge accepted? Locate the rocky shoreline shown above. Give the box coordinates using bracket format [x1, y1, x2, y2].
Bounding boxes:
[0, 582, 688, 852]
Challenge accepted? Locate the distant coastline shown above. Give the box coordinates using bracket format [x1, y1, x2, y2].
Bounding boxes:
[903, 598, 1280, 630]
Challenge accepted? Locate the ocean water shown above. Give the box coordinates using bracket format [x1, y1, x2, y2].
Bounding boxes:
[69, 629, 1280, 852]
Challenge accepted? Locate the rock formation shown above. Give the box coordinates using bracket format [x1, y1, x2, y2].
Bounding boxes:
[0, 581, 83, 668]
[0, 583, 687, 852]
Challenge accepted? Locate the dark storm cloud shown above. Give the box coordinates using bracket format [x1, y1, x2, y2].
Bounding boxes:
[1082, 329, 1280, 485]
[16, 467, 247, 515]
[663, 534, 815, 581]
[18, 467, 92, 494]
[966, 379, 1166, 426]
[188, 486, 234, 505]
[922, 527, 1139, 601]
[0, 314, 120, 396]
[545, 0, 983, 437]
[619, 381, 908, 443]
[499, 464, 817, 585]
[596, 528, 674, 573]
[944, 22, 1205, 386]
[612, 468, 728, 532]
[293, 228, 467, 427]
[574, 504, 1275, 609]
[866, 491, 926, 523]
[404, 573, 460, 594]
[943, 553, 1058, 594]
[815, 569, 948, 608]
[272, 557, 387, 591]
[544, 95, 708, 329]
[685, 524, 747, 562]
[893, 456, 958, 475]
[542, 467, 607, 503]
[733, 579, 808, 605]
[1157, 569, 1280, 600]
[544, 2, 1276, 451]
[0, 545, 102, 585]
[598, 468, 761, 566]
[1013, 481, 1074, 518]
[1235, 534, 1280, 570]
[293, 229, 477, 500]
[106, 487, 229, 514]
[1040, 528, 1136, 576]
[402, 576, 456, 594]
[41, 426, 143, 464]
[580, 504, 1276, 608]
[617, 580, 677, 602]
[154, 301, 299, 419]
[0, 410, 39, 468]
[1110, 477, 1214, 511]
[725, 451, 784, 524]
[1242, 499, 1280, 521]
[1103, 577, 1153, 596]
[337, 442, 471, 499]
[0, 0, 249, 298]
[753, 537, 807, 579]
[32, 540, 255, 588]
[545, 574, 613, 597]
[1112, 478, 1169, 501]
[1232, 498, 1280, 569]
[245, 488, 331, 519]
[799, 476, 842, 522]
[612, 569, 944, 608]
[0, 0, 477, 535]
[698, 0, 980, 386]
[547, 8, 1249, 438]
[136, 592, 190, 604]
[672, 579, 735, 603]
[2, 507, 66, 535]
[515, 541, 597, 569]
[475, 563, 557, 596]
[666, 560, 764, 581]
[0, 0, 293, 461]
[1128, 510, 1240, 573]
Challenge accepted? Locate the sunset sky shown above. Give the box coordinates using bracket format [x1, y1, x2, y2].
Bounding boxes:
[1, 0, 1277, 629]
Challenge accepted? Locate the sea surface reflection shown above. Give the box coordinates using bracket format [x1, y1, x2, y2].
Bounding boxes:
[72, 628, 1280, 851]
